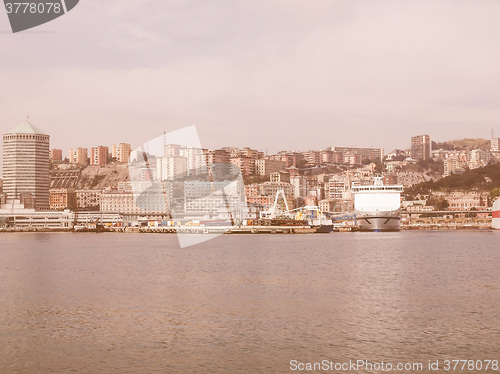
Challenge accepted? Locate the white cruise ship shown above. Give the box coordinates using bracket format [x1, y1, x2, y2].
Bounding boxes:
[352, 177, 404, 231]
[493, 199, 500, 230]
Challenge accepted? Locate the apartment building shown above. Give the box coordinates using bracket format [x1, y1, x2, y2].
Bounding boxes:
[410, 135, 431, 161]
[69, 147, 88, 164]
[332, 146, 384, 162]
[49, 188, 76, 210]
[255, 159, 285, 176]
[50, 149, 63, 163]
[112, 143, 131, 163]
[76, 189, 102, 209]
[90, 146, 109, 166]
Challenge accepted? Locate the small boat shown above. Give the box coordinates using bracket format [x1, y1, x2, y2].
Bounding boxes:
[73, 220, 109, 233]
[315, 224, 334, 233]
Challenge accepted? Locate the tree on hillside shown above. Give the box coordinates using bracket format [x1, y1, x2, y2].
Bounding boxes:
[426, 196, 449, 210]
[490, 187, 500, 202]
[407, 163, 500, 195]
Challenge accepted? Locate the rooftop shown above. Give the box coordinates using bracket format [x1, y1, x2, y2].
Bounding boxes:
[6, 120, 47, 135]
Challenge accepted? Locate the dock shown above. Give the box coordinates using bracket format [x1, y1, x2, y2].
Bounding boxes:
[112, 225, 324, 234]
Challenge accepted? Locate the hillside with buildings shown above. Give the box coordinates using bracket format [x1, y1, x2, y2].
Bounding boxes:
[17, 132, 500, 216]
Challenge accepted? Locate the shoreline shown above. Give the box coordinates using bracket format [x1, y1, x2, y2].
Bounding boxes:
[0, 226, 495, 233]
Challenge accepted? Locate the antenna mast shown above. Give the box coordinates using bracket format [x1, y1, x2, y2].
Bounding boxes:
[163, 131, 166, 157]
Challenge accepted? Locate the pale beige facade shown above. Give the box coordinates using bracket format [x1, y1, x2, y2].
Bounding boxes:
[255, 159, 285, 176]
[69, 148, 88, 164]
[112, 143, 132, 163]
[76, 189, 102, 209]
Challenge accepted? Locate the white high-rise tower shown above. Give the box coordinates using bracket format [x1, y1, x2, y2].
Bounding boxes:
[2, 120, 50, 209]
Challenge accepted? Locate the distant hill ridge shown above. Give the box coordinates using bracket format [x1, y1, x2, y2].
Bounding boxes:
[407, 163, 500, 195]
[433, 138, 490, 151]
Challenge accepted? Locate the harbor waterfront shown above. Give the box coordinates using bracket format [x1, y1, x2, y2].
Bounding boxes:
[1, 232, 499, 373]
[2, 120, 500, 236]
[0, 207, 494, 232]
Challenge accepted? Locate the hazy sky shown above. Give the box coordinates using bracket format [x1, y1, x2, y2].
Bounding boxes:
[1, 0, 500, 159]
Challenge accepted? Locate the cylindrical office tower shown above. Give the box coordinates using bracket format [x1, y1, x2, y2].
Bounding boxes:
[2, 120, 50, 210]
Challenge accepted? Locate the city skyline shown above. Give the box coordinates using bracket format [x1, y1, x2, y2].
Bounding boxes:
[2, 118, 500, 179]
[3, 120, 499, 157]
[2, 1, 500, 157]
[1, 120, 498, 162]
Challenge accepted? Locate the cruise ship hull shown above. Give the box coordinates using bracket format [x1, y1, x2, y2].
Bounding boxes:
[352, 178, 404, 232]
[356, 211, 401, 231]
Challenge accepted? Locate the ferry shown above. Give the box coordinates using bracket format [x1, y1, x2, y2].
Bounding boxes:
[493, 199, 500, 230]
[352, 177, 404, 231]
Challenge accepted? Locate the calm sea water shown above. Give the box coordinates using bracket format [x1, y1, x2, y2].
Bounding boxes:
[1, 232, 499, 373]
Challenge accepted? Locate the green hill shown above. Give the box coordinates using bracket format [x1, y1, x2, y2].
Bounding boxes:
[407, 163, 500, 197]
[433, 138, 490, 151]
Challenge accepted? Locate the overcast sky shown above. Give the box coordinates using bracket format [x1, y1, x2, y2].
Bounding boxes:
[1, 0, 500, 161]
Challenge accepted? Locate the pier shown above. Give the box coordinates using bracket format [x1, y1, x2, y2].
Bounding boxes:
[112, 225, 322, 234]
[402, 210, 491, 230]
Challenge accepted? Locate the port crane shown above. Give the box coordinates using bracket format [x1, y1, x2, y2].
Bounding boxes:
[259, 190, 329, 223]
[259, 189, 290, 219]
